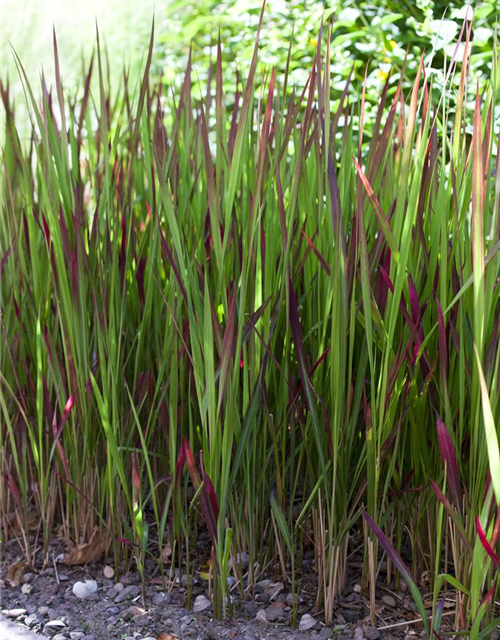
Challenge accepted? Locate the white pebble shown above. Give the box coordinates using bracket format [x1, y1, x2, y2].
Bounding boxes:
[72, 579, 98, 598]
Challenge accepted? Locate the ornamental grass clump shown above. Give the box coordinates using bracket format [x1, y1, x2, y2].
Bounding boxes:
[1, 7, 499, 636]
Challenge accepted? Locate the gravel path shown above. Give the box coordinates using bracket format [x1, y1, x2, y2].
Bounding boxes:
[0, 613, 41, 639]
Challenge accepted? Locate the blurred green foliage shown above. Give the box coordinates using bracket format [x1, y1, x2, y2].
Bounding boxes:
[156, 0, 498, 104]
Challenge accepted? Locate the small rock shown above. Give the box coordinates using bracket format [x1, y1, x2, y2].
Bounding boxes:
[25, 613, 45, 628]
[72, 580, 98, 599]
[152, 592, 171, 606]
[363, 625, 381, 640]
[53, 635, 68, 640]
[135, 617, 149, 627]
[115, 584, 140, 603]
[354, 627, 365, 640]
[353, 583, 362, 593]
[43, 620, 67, 637]
[106, 606, 120, 615]
[340, 608, 361, 623]
[264, 604, 283, 622]
[256, 608, 268, 624]
[381, 594, 397, 607]
[58, 573, 69, 582]
[23, 572, 34, 583]
[103, 565, 115, 579]
[320, 628, 334, 638]
[70, 634, 85, 640]
[129, 605, 146, 617]
[22, 583, 32, 594]
[6, 608, 27, 618]
[38, 606, 49, 615]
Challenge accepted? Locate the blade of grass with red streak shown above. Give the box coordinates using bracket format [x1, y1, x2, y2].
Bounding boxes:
[436, 415, 462, 513]
[362, 509, 429, 636]
[475, 517, 500, 571]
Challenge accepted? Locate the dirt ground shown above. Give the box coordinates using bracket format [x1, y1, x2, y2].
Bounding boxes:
[0, 536, 429, 640]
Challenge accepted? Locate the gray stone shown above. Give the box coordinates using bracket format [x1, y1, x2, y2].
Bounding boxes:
[381, 594, 396, 607]
[43, 619, 66, 637]
[106, 606, 120, 615]
[25, 613, 45, 628]
[114, 585, 140, 603]
[52, 635, 68, 640]
[152, 592, 171, 606]
[319, 628, 334, 638]
[58, 574, 70, 582]
[340, 609, 361, 623]
[135, 617, 149, 627]
[37, 606, 49, 616]
[363, 625, 381, 640]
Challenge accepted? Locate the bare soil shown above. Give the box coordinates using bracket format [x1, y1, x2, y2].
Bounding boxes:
[0, 536, 428, 640]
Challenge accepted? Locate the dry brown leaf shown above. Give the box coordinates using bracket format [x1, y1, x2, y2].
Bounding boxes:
[160, 543, 171, 562]
[61, 527, 108, 565]
[157, 634, 179, 640]
[8, 512, 38, 533]
[6, 561, 25, 587]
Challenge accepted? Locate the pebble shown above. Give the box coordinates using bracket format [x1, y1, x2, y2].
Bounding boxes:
[53, 635, 68, 640]
[43, 620, 67, 637]
[320, 628, 334, 638]
[264, 604, 283, 622]
[6, 608, 27, 618]
[340, 608, 361, 623]
[58, 573, 70, 582]
[381, 594, 397, 607]
[115, 584, 141, 603]
[38, 605, 49, 615]
[353, 583, 362, 593]
[72, 579, 98, 599]
[364, 625, 381, 640]
[354, 626, 365, 640]
[70, 634, 85, 640]
[152, 592, 171, 606]
[23, 572, 34, 583]
[256, 608, 268, 624]
[103, 565, 115, 579]
[106, 606, 120, 615]
[21, 583, 32, 594]
[25, 612, 45, 628]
